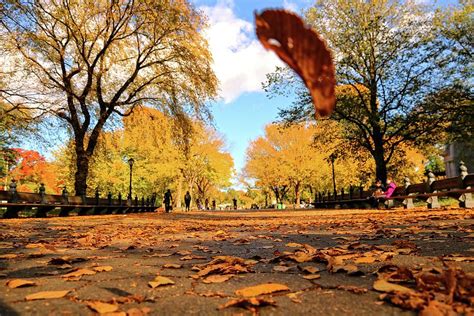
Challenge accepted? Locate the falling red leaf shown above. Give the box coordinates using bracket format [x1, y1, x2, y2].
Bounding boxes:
[255, 9, 336, 117]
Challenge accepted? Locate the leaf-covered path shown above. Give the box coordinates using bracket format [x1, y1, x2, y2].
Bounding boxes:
[0, 208, 473, 315]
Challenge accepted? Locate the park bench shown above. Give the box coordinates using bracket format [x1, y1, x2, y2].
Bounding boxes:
[0, 182, 157, 218]
[313, 161, 473, 210]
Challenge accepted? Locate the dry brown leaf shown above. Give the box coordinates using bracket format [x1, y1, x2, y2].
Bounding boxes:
[373, 279, 414, 294]
[273, 265, 292, 272]
[299, 266, 319, 274]
[235, 283, 289, 297]
[286, 242, 303, 248]
[255, 10, 336, 117]
[25, 290, 69, 300]
[0, 254, 18, 259]
[93, 266, 113, 272]
[202, 274, 234, 284]
[302, 274, 321, 280]
[180, 255, 206, 261]
[336, 285, 368, 294]
[331, 264, 363, 275]
[420, 300, 456, 316]
[163, 264, 182, 269]
[86, 301, 119, 314]
[219, 297, 276, 311]
[148, 276, 174, 288]
[62, 268, 96, 278]
[6, 279, 36, 289]
[126, 307, 152, 316]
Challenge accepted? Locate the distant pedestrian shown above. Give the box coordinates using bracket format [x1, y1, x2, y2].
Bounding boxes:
[212, 200, 216, 210]
[163, 189, 173, 213]
[205, 198, 209, 210]
[232, 197, 237, 210]
[184, 191, 191, 212]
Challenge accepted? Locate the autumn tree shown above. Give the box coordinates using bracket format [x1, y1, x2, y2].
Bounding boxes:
[7, 149, 59, 193]
[245, 123, 323, 206]
[54, 107, 233, 204]
[1, 0, 217, 195]
[179, 123, 234, 203]
[265, 0, 460, 183]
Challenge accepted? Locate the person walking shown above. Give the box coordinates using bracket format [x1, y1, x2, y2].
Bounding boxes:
[163, 189, 173, 213]
[184, 191, 191, 212]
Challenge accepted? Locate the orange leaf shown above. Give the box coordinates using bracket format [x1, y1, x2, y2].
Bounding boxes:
[86, 301, 119, 314]
[255, 10, 336, 117]
[148, 276, 174, 288]
[202, 274, 234, 284]
[25, 290, 69, 300]
[62, 268, 96, 278]
[235, 283, 289, 297]
[373, 279, 414, 294]
[93, 266, 113, 272]
[6, 279, 36, 289]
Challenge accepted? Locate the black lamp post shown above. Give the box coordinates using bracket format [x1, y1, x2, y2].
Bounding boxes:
[128, 158, 134, 201]
[329, 153, 337, 194]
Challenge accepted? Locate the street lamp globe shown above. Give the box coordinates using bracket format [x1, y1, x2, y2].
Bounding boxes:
[128, 157, 134, 167]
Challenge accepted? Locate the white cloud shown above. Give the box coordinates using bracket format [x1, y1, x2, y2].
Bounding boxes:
[199, 1, 283, 103]
[283, 0, 299, 12]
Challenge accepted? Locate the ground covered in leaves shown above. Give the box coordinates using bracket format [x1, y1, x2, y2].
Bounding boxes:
[0, 208, 473, 315]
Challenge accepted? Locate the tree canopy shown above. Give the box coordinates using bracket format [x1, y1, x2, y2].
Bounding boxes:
[264, 0, 470, 183]
[1, 0, 218, 195]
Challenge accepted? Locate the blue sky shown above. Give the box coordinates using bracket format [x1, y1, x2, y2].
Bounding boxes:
[194, 0, 311, 178]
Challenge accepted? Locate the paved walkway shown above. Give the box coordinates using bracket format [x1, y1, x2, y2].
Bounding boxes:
[0, 208, 472, 315]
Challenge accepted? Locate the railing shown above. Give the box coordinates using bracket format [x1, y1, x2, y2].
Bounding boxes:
[313, 161, 473, 209]
[0, 186, 157, 218]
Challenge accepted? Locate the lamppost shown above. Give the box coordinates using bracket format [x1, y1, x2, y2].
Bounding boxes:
[329, 153, 337, 194]
[128, 158, 134, 203]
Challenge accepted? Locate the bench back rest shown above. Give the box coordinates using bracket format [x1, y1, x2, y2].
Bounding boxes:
[430, 176, 462, 192]
[463, 174, 474, 187]
[406, 183, 429, 194]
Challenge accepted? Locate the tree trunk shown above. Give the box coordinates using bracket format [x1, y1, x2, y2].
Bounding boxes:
[373, 139, 387, 184]
[74, 151, 90, 196]
[295, 182, 301, 208]
[176, 176, 182, 209]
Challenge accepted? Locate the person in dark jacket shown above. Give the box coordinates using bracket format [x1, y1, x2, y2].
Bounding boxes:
[163, 189, 173, 213]
[184, 191, 191, 212]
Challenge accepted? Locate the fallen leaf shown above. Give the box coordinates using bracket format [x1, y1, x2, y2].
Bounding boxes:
[373, 279, 414, 294]
[62, 268, 96, 278]
[86, 301, 119, 314]
[235, 283, 289, 297]
[6, 279, 36, 289]
[148, 276, 174, 288]
[286, 242, 303, 248]
[25, 290, 69, 300]
[202, 274, 234, 284]
[163, 264, 182, 269]
[219, 297, 276, 311]
[299, 266, 319, 274]
[180, 255, 206, 261]
[302, 274, 321, 280]
[273, 266, 292, 272]
[0, 254, 18, 259]
[93, 266, 113, 272]
[336, 285, 368, 294]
